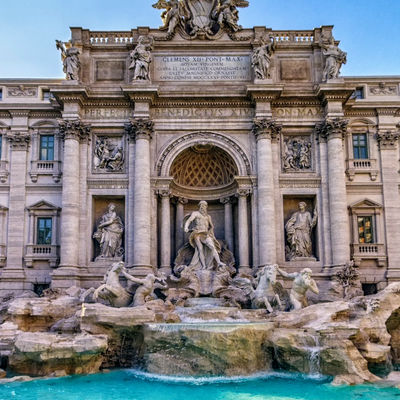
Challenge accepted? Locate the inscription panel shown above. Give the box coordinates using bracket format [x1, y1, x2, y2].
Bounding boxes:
[154, 56, 251, 81]
[96, 61, 125, 81]
[84, 108, 132, 120]
[152, 107, 254, 119]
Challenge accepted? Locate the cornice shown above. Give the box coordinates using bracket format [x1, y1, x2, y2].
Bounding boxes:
[122, 86, 159, 104]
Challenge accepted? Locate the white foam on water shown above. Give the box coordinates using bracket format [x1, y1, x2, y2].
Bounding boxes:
[126, 369, 328, 386]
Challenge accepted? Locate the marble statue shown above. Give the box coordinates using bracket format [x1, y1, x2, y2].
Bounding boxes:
[93, 137, 124, 172]
[321, 37, 347, 81]
[92, 261, 132, 307]
[55, 40, 80, 81]
[285, 202, 317, 260]
[184, 201, 226, 270]
[283, 137, 312, 172]
[122, 270, 168, 307]
[251, 35, 275, 80]
[129, 36, 154, 81]
[93, 203, 124, 259]
[152, 0, 182, 37]
[277, 267, 319, 310]
[152, 0, 248, 38]
[166, 264, 201, 305]
[252, 264, 283, 313]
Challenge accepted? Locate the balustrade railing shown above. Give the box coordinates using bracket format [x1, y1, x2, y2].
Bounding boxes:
[25, 245, 59, 267]
[90, 31, 134, 45]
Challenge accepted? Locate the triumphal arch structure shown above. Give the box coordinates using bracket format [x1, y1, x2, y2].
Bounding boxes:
[0, 0, 399, 296]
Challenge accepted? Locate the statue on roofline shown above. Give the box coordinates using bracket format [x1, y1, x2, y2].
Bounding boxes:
[56, 40, 80, 81]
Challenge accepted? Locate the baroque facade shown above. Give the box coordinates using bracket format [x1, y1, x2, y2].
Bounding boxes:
[0, 1, 399, 295]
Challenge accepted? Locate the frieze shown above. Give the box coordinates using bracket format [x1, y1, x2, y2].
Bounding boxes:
[7, 86, 37, 97]
[84, 108, 132, 120]
[369, 83, 397, 96]
[279, 177, 321, 188]
[152, 107, 254, 119]
[87, 179, 128, 190]
[153, 55, 251, 81]
[273, 107, 323, 119]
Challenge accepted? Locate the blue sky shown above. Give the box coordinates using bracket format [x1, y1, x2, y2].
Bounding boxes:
[0, 0, 399, 78]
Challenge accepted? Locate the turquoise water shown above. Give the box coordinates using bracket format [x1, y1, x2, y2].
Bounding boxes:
[0, 370, 399, 400]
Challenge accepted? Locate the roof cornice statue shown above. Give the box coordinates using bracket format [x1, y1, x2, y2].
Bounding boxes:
[152, 0, 249, 40]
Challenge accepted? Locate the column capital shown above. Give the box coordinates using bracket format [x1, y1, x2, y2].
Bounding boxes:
[177, 197, 188, 205]
[6, 131, 31, 150]
[125, 118, 154, 142]
[58, 119, 91, 142]
[220, 197, 233, 205]
[377, 129, 400, 150]
[252, 118, 281, 141]
[157, 189, 171, 198]
[315, 117, 348, 142]
[236, 188, 252, 197]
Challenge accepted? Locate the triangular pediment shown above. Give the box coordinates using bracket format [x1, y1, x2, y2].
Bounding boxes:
[349, 199, 382, 210]
[27, 200, 60, 211]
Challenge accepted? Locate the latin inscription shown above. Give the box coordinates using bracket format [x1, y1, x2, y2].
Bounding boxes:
[84, 108, 132, 119]
[273, 107, 322, 119]
[154, 56, 251, 81]
[152, 108, 254, 119]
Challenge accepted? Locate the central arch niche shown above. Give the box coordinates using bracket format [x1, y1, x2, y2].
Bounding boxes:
[170, 144, 238, 191]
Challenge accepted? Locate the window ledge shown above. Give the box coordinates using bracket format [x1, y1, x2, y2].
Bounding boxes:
[351, 243, 386, 267]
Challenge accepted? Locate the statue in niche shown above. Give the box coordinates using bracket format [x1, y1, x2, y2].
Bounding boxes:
[251, 35, 275, 80]
[277, 267, 319, 310]
[93, 137, 124, 172]
[283, 137, 312, 172]
[55, 40, 80, 81]
[121, 270, 168, 307]
[93, 203, 124, 259]
[184, 201, 227, 270]
[320, 36, 347, 81]
[285, 202, 317, 260]
[129, 36, 154, 81]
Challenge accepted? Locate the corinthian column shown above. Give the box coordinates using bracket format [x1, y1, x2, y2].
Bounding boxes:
[57, 119, 90, 274]
[237, 189, 251, 273]
[159, 189, 171, 275]
[252, 118, 281, 266]
[316, 118, 349, 265]
[0, 130, 30, 294]
[377, 127, 400, 281]
[175, 197, 188, 253]
[126, 118, 153, 275]
[220, 197, 234, 252]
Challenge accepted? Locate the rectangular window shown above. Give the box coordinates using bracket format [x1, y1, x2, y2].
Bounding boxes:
[352, 87, 364, 100]
[358, 216, 374, 244]
[0, 89, 2, 101]
[353, 133, 368, 159]
[37, 217, 52, 245]
[39, 135, 54, 161]
[42, 90, 51, 101]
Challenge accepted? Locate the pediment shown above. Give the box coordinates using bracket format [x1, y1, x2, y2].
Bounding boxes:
[27, 200, 60, 211]
[349, 199, 382, 210]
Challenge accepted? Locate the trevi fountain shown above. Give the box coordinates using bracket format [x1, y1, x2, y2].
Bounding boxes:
[0, 0, 399, 399]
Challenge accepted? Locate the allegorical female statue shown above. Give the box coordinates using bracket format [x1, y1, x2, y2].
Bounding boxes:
[55, 40, 80, 81]
[129, 36, 154, 81]
[285, 202, 317, 260]
[251, 35, 275, 80]
[93, 203, 124, 259]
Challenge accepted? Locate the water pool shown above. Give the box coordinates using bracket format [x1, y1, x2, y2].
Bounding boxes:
[0, 370, 399, 400]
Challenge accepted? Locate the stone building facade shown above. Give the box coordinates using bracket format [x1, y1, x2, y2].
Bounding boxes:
[0, 5, 399, 295]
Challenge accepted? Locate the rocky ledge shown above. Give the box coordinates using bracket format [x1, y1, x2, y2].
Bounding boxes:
[0, 283, 398, 386]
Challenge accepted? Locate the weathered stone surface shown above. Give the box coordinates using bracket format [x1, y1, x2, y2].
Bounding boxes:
[142, 322, 274, 376]
[8, 296, 80, 331]
[9, 332, 107, 376]
[80, 303, 156, 334]
[0, 369, 6, 378]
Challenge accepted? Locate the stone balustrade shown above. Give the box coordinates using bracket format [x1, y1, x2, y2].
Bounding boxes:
[272, 31, 314, 43]
[0, 161, 9, 183]
[89, 31, 134, 45]
[24, 244, 60, 268]
[351, 243, 386, 268]
[346, 158, 378, 181]
[30, 160, 62, 183]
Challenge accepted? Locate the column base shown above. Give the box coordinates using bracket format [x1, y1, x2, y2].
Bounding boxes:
[128, 265, 154, 277]
[51, 265, 83, 289]
[0, 268, 29, 296]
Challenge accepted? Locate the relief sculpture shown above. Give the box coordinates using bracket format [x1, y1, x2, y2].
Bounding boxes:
[282, 136, 312, 172]
[93, 137, 124, 172]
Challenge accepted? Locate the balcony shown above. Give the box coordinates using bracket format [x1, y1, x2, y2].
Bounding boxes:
[351, 243, 386, 267]
[346, 159, 378, 181]
[25, 245, 59, 268]
[30, 160, 62, 183]
[0, 244, 6, 266]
